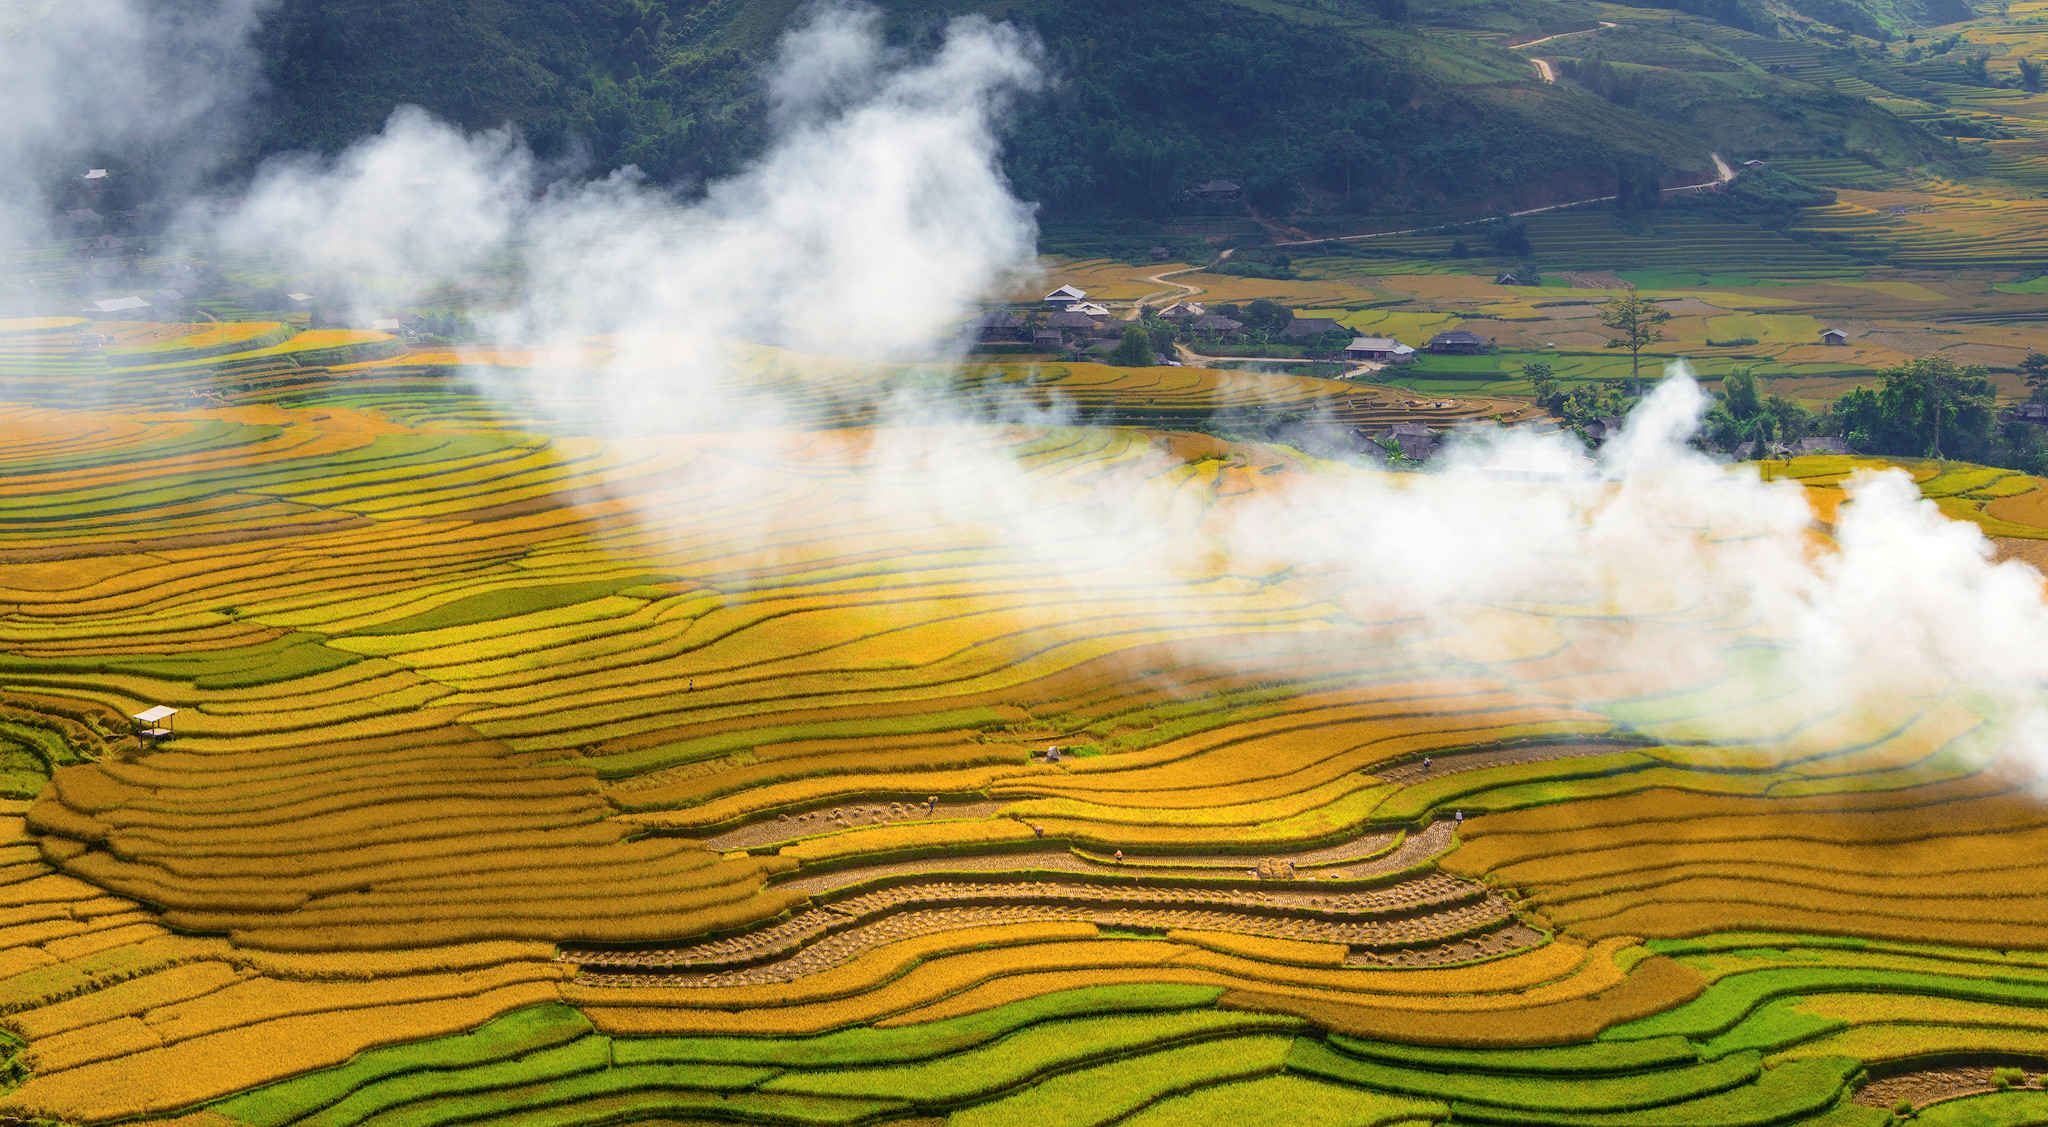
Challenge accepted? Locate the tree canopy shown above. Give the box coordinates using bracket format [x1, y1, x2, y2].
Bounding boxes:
[1599, 288, 1672, 395]
[1832, 356, 1997, 461]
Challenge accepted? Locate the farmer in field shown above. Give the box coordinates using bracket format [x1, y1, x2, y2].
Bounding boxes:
[926, 795, 937, 815]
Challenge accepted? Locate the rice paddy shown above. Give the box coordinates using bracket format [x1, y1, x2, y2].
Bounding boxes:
[2, 313, 2048, 1127]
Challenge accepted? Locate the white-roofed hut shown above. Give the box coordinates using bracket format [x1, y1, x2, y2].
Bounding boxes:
[133, 705, 178, 743]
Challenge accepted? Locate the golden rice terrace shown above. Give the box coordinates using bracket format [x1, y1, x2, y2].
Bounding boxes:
[5, 316, 2048, 1126]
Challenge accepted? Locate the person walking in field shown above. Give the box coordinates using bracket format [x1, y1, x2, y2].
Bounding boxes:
[926, 795, 937, 816]
[1423, 756, 1432, 771]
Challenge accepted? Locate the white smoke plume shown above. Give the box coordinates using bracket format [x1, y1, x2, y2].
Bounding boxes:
[193, 1, 1044, 423]
[0, 0, 269, 254]
[208, 108, 533, 303]
[1223, 370, 2048, 770]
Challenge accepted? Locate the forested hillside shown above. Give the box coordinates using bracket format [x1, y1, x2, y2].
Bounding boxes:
[243, 0, 1974, 224]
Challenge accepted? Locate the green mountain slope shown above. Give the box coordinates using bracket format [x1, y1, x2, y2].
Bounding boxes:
[242, 0, 1977, 224]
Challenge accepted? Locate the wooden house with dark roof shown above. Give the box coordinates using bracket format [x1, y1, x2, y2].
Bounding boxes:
[1047, 310, 1106, 334]
[1279, 316, 1345, 342]
[975, 310, 1027, 342]
[1426, 329, 1491, 354]
[1187, 179, 1243, 203]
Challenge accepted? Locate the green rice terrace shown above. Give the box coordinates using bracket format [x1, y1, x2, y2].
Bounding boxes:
[2, 311, 2048, 1126]
[17, 0, 2048, 1122]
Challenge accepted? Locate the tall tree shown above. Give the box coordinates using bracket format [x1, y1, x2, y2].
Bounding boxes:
[1599, 286, 1671, 396]
[2021, 350, 2048, 403]
[1110, 325, 1153, 367]
[1722, 367, 1761, 420]
[1243, 300, 1292, 335]
[1923, 356, 1970, 460]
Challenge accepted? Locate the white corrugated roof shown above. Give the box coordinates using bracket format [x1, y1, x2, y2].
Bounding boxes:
[134, 705, 178, 723]
[1347, 336, 1400, 350]
[91, 296, 150, 313]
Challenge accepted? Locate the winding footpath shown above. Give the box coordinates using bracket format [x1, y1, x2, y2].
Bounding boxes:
[1269, 148, 1736, 249]
[1510, 21, 1617, 85]
[1123, 251, 1230, 320]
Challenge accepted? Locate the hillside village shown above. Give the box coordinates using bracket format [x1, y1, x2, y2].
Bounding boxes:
[975, 282, 1508, 370]
[971, 267, 2040, 470]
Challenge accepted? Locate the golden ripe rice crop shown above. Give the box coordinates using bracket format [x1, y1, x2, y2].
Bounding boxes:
[3, 325, 2048, 1126]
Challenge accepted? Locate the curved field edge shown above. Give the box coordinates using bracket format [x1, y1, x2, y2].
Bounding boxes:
[0, 334, 2045, 1125]
[174, 986, 1887, 1127]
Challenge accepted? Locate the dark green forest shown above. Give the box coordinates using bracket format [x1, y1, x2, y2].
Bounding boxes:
[236, 0, 1960, 227]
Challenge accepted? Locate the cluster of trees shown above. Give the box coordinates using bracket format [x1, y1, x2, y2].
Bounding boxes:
[252, 0, 760, 185]
[1688, 167, 1835, 228]
[1559, 56, 1647, 107]
[1706, 354, 2048, 473]
[1447, 216, 1535, 259]
[1703, 368, 1818, 449]
[1528, 365, 1637, 432]
[1111, 326, 1154, 367]
[1526, 289, 2048, 473]
[1612, 160, 1665, 215]
[1211, 252, 1297, 280]
[1829, 355, 2048, 472]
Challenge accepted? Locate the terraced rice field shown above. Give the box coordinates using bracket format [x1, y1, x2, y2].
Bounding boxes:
[5, 317, 2048, 1124]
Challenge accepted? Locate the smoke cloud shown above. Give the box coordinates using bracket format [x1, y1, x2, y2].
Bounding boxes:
[1232, 372, 2048, 768]
[0, 0, 269, 254]
[191, 2, 1043, 418]
[10, 1, 2047, 783]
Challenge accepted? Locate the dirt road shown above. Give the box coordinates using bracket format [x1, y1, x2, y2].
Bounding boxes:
[1510, 22, 1614, 84]
[1270, 150, 1736, 248]
[1125, 251, 1230, 320]
[1509, 21, 1616, 49]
